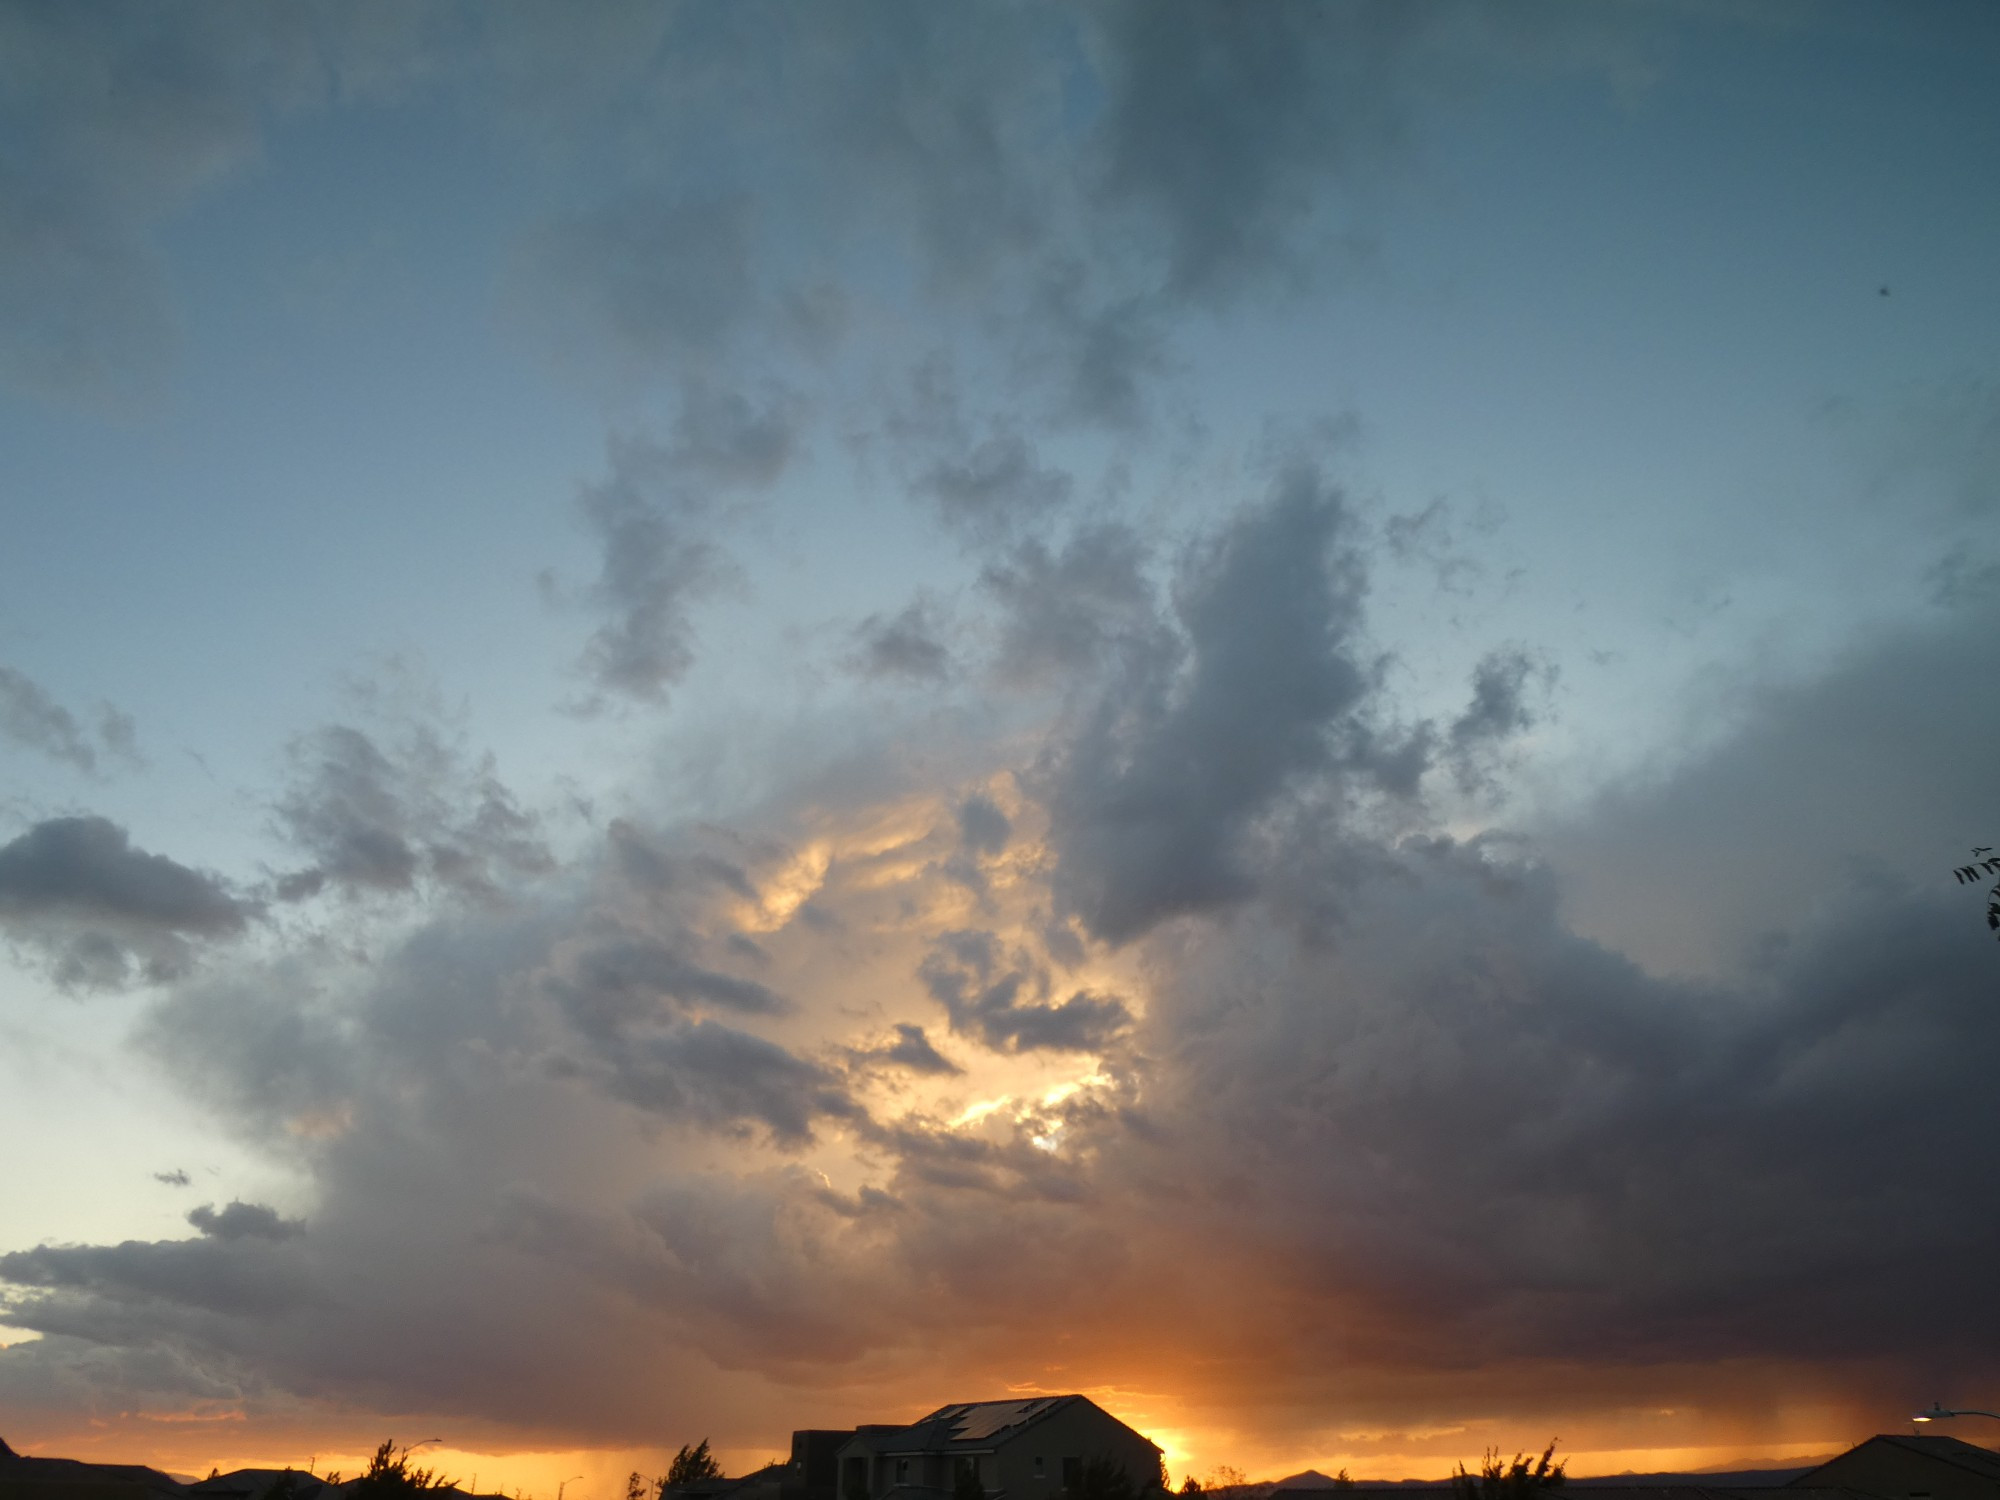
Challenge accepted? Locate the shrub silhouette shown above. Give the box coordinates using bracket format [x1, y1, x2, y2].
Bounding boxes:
[347, 1443, 450, 1500]
[1953, 847, 2000, 939]
[1451, 1442, 1565, 1500]
[662, 1442, 722, 1491]
[1068, 1457, 1149, 1500]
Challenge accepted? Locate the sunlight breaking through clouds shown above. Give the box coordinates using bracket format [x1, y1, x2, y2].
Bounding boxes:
[3, 1, 1999, 1489]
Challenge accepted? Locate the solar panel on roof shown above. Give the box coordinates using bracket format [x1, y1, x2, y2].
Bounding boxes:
[950, 1399, 1058, 1443]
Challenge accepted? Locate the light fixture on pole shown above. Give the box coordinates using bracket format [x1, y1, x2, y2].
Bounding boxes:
[1912, 1405, 2000, 1423]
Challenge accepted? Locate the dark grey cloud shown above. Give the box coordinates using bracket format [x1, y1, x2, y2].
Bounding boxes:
[94, 703, 142, 766]
[847, 600, 955, 684]
[667, 378, 807, 489]
[0, 666, 97, 769]
[0, 818, 236, 928]
[788, 2, 1056, 291]
[606, 817, 758, 901]
[981, 522, 1162, 686]
[0, 666, 140, 773]
[879, 1022, 961, 1075]
[275, 722, 551, 901]
[573, 435, 733, 706]
[849, 1022, 961, 1077]
[1040, 465, 1388, 942]
[935, 792, 1014, 898]
[591, 1018, 859, 1147]
[0, 1232, 314, 1322]
[1443, 645, 1555, 793]
[1092, 0, 1424, 298]
[1383, 495, 1491, 597]
[915, 432, 1072, 543]
[153, 1169, 191, 1188]
[1108, 834, 2000, 1400]
[1020, 262, 1169, 430]
[1450, 648, 1550, 750]
[1540, 595, 2000, 977]
[919, 929, 1132, 1054]
[956, 794, 1011, 856]
[138, 960, 362, 1137]
[186, 1201, 303, 1243]
[554, 935, 788, 1040]
[0, 815, 250, 988]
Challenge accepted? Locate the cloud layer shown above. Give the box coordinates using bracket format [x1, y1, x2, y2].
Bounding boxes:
[7, 481, 1995, 1471]
[2, 1, 1993, 1486]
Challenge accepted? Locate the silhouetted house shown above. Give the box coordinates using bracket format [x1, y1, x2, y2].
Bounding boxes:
[0, 1437, 187, 1500]
[661, 1466, 787, 1500]
[1788, 1436, 2000, 1500]
[189, 1471, 337, 1500]
[833, 1396, 1161, 1500]
[782, 1434, 857, 1500]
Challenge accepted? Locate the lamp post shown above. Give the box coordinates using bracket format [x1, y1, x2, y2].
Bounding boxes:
[1912, 1405, 2000, 1424]
[558, 1476, 586, 1500]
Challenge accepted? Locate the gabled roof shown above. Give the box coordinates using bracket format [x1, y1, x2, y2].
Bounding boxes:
[911, 1399, 1070, 1448]
[859, 1396, 1158, 1454]
[0, 1439, 187, 1497]
[187, 1470, 337, 1500]
[1789, 1435, 2000, 1488]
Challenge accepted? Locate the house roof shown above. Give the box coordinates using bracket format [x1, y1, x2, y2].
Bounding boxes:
[0, 1439, 187, 1496]
[186, 1470, 339, 1500]
[860, 1396, 1159, 1455]
[1790, 1436, 2000, 1489]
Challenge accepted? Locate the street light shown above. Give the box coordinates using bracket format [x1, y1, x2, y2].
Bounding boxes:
[1912, 1405, 2000, 1423]
[558, 1476, 586, 1500]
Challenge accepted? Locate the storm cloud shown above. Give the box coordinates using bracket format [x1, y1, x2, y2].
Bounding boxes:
[0, 816, 250, 988]
[3, 2, 1993, 1486]
[572, 435, 736, 707]
[274, 723, 552, 902]
[7, 584, 1999, 1463]
[1041, 466, 1383, 942]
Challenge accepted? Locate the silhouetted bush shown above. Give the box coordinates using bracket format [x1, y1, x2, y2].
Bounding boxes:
[347, 1443, 450, 1500]
[1451, 1442, 1565, 1500]
[662, 1442, 722, 1490]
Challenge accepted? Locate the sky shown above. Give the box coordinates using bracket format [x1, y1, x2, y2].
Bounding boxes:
[3, 0, 1999, 1492]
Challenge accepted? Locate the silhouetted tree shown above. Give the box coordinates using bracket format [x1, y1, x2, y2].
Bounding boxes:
[955, 1457, 986, 1500]
[1178, 1481, 1202, 1496]
[1953, 848, 2000, 939]
[1069, 1457, 1140, 1500]
[626, 1474, 649, 1500]
[1451, 1443, 1564, 1500]
[349, 1443, 450, 1500]
[663, 1443, 722, 1490]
